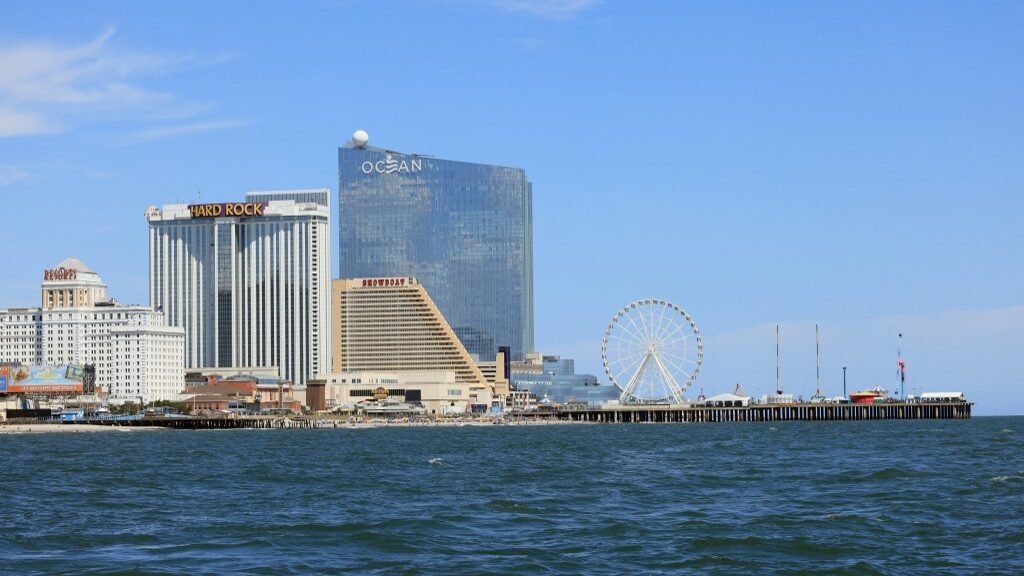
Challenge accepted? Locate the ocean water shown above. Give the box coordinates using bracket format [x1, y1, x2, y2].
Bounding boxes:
[2, 417, 1023, 575]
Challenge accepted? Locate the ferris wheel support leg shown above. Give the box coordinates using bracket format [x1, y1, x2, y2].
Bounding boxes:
[620, 351, 653, 404]
[651, 351, 686, 405]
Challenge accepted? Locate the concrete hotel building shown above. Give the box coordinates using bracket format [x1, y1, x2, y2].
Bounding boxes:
[338, 132, 534, 361]
[146, 189, 330, 385]
[0, 258, 185, 403]
[331, 277, 493, 407]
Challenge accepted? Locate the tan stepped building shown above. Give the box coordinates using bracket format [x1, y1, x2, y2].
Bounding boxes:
[332, 277, 494, 407]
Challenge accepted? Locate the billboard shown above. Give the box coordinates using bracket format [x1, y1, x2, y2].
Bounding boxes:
[0, 364, 84, 394]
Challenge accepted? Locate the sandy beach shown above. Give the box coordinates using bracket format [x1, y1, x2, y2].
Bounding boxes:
[0, 417, 590, 433]
[314, 418, 592, 429]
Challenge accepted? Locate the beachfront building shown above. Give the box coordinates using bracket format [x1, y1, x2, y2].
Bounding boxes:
[308, 370, 470, 415]
[338, 132, 534, 362]
[473, 346, 512, 399]
[146, 189, 331, 386]
[0, 258, 184, 403]
[331, 277, 493, 411]
[511, 353, 619, 407]
[180, 372, 298, 413]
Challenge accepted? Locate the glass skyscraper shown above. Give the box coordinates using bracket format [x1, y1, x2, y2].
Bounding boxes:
[338, 140, 534, 361]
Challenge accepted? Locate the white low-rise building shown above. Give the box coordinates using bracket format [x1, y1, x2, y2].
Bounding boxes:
[759, 393, 795, 405]
[108, 324, 186, 404]
[701, 393, 750, 407]
[0, 258, 184, 404]
[918, 392, 966, 402]
[314, 370, 470, 415]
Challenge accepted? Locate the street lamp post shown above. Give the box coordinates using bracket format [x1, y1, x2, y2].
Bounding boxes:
[842, 366, 847, 399]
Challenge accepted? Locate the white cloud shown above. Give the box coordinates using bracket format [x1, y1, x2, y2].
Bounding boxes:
[122, 119, 248, 145]
[0, 165, 29, 186]
[491, 0, 600, 20]
[0, 27, 233, 141]
[0, 106, 55, 137]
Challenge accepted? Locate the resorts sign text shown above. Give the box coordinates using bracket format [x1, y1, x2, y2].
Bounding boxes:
[361, 154, 423, 175]
[188, 203, 267, 219]
[43, 267, 78, 281]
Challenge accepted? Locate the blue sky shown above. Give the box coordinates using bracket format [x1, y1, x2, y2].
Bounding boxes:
[1, 1, 1021, 413]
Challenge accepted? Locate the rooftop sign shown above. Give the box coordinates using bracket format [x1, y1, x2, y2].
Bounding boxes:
[188, 203, 266, 219]
[362, 278, 407, 288]
[43, 267, 78, 281]
[360, 154, 422, 175]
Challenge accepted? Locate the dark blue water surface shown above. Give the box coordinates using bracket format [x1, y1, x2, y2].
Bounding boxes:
[2, 417, 1023, 575]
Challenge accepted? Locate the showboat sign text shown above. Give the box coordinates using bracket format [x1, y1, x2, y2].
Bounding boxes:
[362, 278, 407, 288]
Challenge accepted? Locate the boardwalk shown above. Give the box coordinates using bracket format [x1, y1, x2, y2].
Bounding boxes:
[80, 417, 318, 430]
[33, 401, 973, 429]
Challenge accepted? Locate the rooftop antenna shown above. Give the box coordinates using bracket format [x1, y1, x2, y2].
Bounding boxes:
[776, 324, 782, 395]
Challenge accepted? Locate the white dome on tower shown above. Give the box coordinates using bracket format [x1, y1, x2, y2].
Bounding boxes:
[352, 130, 369, 148]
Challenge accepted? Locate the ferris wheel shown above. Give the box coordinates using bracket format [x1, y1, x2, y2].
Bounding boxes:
[602, 299, 703, 405]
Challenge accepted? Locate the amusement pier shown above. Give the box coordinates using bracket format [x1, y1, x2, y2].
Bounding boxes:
[555, 399, 972, 423]
[1, 396, 972, 430]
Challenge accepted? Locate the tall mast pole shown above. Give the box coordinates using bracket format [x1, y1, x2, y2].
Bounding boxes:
[897, 333, 905, 399]
[815, 323, 822, 397]
[776, 325, 781, 395]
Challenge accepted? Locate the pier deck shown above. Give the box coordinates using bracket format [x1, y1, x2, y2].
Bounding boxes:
[10, 402, 970, 429]
[554, 402, 972, 423]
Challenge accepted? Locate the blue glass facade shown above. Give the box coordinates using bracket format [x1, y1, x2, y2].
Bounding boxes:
[338, 145, 534, 361]
[511, 356, 620, 406]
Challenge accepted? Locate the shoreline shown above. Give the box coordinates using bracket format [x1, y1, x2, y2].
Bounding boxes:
[0, 418, 588, 433]
[0, 423, 166, 434]
[317, 418, 591, 429]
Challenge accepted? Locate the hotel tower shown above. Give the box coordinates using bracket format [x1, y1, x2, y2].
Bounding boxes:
[338, 132, 534, 362]
[145, 189, 331, 385]
[0, 257, 184, 403]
